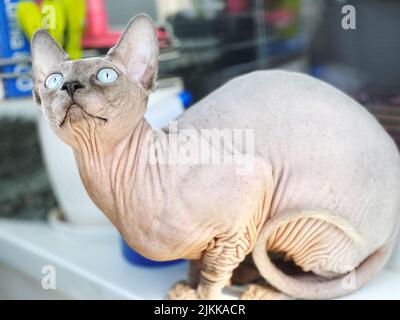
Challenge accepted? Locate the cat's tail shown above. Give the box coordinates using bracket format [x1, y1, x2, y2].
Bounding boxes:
[252, 209, 398, 299]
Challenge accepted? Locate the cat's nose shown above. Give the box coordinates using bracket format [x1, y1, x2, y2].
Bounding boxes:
[61, 81, 84, 97]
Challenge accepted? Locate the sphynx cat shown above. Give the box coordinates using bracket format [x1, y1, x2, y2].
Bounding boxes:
[31, 15, 400, 299]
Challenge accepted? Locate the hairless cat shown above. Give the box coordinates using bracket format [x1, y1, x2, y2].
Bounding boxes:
[31, 15, 400, 299]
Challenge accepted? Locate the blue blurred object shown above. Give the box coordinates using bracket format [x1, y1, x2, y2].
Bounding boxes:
[179, 90, 193, 109]
[0, 0, 32, 98]
[309, 64, 364, 94]
[121, 238, 185, 267]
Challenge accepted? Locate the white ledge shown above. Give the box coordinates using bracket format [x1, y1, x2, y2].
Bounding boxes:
[0, 219, 399, 299]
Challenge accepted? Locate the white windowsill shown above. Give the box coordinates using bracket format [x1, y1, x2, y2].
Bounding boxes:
[0, 219, 399, 300]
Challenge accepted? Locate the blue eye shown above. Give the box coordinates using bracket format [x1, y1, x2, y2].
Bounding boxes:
[97, 68, 118, 83]
[45, 73, 64, 89]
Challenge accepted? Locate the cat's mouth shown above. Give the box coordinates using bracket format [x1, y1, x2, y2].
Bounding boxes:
[59, 104, 108, 127]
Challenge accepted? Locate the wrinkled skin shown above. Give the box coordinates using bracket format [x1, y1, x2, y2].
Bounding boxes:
[32, 15, 400, 299]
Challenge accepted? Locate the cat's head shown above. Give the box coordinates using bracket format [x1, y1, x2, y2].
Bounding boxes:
[31, 14, 159, 151]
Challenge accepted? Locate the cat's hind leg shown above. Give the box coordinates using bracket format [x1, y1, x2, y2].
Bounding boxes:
[251, 209, 392, 299]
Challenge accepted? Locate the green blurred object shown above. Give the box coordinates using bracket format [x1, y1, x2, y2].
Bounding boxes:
[16, 1, 42, 41]
[62, 0, 86, 59]
[17, 0, 85, 59]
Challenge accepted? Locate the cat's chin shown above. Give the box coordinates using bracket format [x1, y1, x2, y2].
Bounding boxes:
[67, 104, 85, 121]
[60, 104, 107, 127]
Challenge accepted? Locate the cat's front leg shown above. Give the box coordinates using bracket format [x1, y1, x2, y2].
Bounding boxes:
[168, 234, 249, 299]
[167, 259, 202, 299]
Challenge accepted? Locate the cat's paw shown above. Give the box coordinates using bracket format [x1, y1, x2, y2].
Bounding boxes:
[168, 281, 201, 300]
[240, 284, 291, 300]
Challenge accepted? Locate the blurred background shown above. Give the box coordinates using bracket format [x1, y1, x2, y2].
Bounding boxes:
[0, 0, 400, 299]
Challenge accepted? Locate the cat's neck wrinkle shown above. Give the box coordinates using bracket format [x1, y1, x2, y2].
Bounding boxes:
[73, 116, 169, 236]
[109, 118, 149, 202]
[71, 121, 104, 170]
[107, 118, 164, 229]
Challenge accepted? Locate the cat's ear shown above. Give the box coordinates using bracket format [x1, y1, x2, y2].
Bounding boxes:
[31, 30, 68, 105]
[31, 30, 68, 81]
[107, 14, 159, 92]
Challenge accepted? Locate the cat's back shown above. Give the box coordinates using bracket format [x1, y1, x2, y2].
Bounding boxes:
[177, 70, 400, 248]
[179, 70, 380, 135]
[178, 70, 397, 163]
